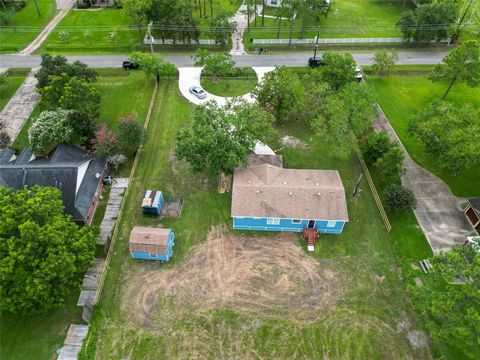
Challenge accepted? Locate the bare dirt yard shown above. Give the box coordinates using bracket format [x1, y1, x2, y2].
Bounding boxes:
[122, 225, 345, 327]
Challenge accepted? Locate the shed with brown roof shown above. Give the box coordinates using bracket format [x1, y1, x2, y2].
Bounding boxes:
[129, 227, 175, 261]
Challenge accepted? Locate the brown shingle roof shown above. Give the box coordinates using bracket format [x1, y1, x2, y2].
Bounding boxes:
[231, 161, 348, 221]
[129, 227, 171, 254]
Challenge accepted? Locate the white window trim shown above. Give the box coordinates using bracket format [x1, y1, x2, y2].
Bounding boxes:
[326, 220, 336, 228]
[267, 218, 280, 225]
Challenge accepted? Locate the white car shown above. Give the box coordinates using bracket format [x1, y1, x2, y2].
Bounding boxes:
[189, 86, 207, 99]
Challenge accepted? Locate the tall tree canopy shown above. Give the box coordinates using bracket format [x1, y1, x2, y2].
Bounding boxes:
[253, 66, 304, 122]
[320, 52, 357, 90]
[0, 186, 96, 314]
[28, 110, 74, 154]
[311, 82, 376, 158]
[408, 101, 480, 174]
[409, 245, 480, 359]
[429, 40, 480, 99]
[193, 50, 236, 79]
[130, 52, 177, 83]
[175, 99, 276, 175]
[35, 54, 97, 89]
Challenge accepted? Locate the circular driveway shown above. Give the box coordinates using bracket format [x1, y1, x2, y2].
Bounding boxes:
[178, 67, 275, 106]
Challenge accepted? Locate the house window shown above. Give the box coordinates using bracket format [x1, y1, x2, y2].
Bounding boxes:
[292, 219, 301, 224]
[326, 220, 336, 228]
[149, 253, 157, 258]
[271, 0, 278, 4]
[267, 218, 280, 225]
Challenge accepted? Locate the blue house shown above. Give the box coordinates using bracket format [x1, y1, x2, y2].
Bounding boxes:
[142, 190, 164, 215]
[129, 227, 175, 261]
[231, 155, 348, 234]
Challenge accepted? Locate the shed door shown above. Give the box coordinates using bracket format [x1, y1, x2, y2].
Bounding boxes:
[307, 220, 316, 229]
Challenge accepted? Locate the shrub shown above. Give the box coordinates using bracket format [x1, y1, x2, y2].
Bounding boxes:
[374, 146, 405, 182]
[117, 117, 146, 157]
[384, 184, 416, 212]
[58, 31, 70, 44]
[92, 124, 120, 157]
[361, 132, 392, 166]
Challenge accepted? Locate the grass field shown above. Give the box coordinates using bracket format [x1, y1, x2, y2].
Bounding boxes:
[367, 75, 480, 197]
[0, 0, 57, 54]
[0, 69, 29, 111]
[40, 0, 239, 54]
[245, 0, 412, 41]
[77, 79, 438, 359]
[12, 70, 155, 150]
[201, 78, 257, 96]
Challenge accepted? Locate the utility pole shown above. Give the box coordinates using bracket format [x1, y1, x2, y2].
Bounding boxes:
[313, 28, 319, 59]
[33, 0, 41, 17]
[147, 22, 154, 54]
[450, 0, 474, 44]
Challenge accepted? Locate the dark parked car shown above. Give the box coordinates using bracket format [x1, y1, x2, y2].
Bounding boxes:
[122, 61, 139, 70]
[308, 56, 326, 67]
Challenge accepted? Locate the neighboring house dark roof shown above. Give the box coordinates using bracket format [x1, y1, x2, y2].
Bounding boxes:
[0, 144, 106, 222]
[468, 198, 480, 216]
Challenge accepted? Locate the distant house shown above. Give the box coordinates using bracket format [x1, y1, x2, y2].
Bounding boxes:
[142, 190, 164, 216]
[0, 144, 106, 225]
[465, 198, 480, 235]
[129, 227, 175, 261]
[231, 155, 348, 233]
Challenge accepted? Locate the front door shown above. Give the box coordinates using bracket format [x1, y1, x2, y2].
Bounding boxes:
[307, 220, 315, 229]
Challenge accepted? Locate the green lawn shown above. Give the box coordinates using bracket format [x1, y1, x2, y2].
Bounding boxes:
[12, 70, 155, 150]
[0, 292, 82, 360]
[367, 75, 480, 197]
[79, 80, 436, 359]
[0, 0, 57, 53]
[245, 0, 412, 41]
[201, 76, 257, 97]
[0, 69, 29, 111]
[41, 0, 240, 54]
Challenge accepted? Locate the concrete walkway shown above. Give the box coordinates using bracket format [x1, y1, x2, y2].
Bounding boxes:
[375, 106, 476, 253]
[0, 71, 39, 142]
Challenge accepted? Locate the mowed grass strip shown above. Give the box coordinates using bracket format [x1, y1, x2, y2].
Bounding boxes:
[201, 78, 257, 97]
[81, 81, 432, 359]
[368, 75, 480, 197]
[0, 69, 29, 111]
[0, 0, 57, 54]
[11, 70, 155, 150]
[245, 0, 411, 40]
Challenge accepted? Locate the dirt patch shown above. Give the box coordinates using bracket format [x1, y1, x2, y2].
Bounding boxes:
[279, 135, 307, 149]
[396, 315, 432, 357]
[122, 225, 343, 325]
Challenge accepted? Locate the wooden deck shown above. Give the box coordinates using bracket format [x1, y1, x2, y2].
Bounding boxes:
[57, 324, 89, 360]
[77, 259, 105, 307]
[97, 178, 129, 246]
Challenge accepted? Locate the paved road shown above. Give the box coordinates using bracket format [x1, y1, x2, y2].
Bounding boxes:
[374, 106, 476, 254]
[0, 50, 448, 68]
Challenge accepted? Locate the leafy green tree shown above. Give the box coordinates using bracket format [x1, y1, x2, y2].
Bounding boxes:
[275, 0, 290, 38]
[35, 54, 98, 89]
[0, 186, 96, 314]
[372, 49, 398, 76]
[312, 83, 376, 158]
[175, 99, 276, 175]
[252, 66, 304, 122]
[408, 245, 480, 359]
[320, 52, 357, 90]
[299, 69, 330, 123]
[383, 184, 416, 211]
[374, 146, 405, 181]
[28, 110, 74, 154]
[39, 73, 101, 123]
[210, 13, 234, 46]
[130, 52, 177, 83]
[193, 50, 236, 80]
[397, 2, 457, 42]
[429, 40, 480, 99]
[122, 0, 152, 42]
[361, 131, 393, 166]
[117, 117, 146, 157]
[408, 101, 480, 174]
